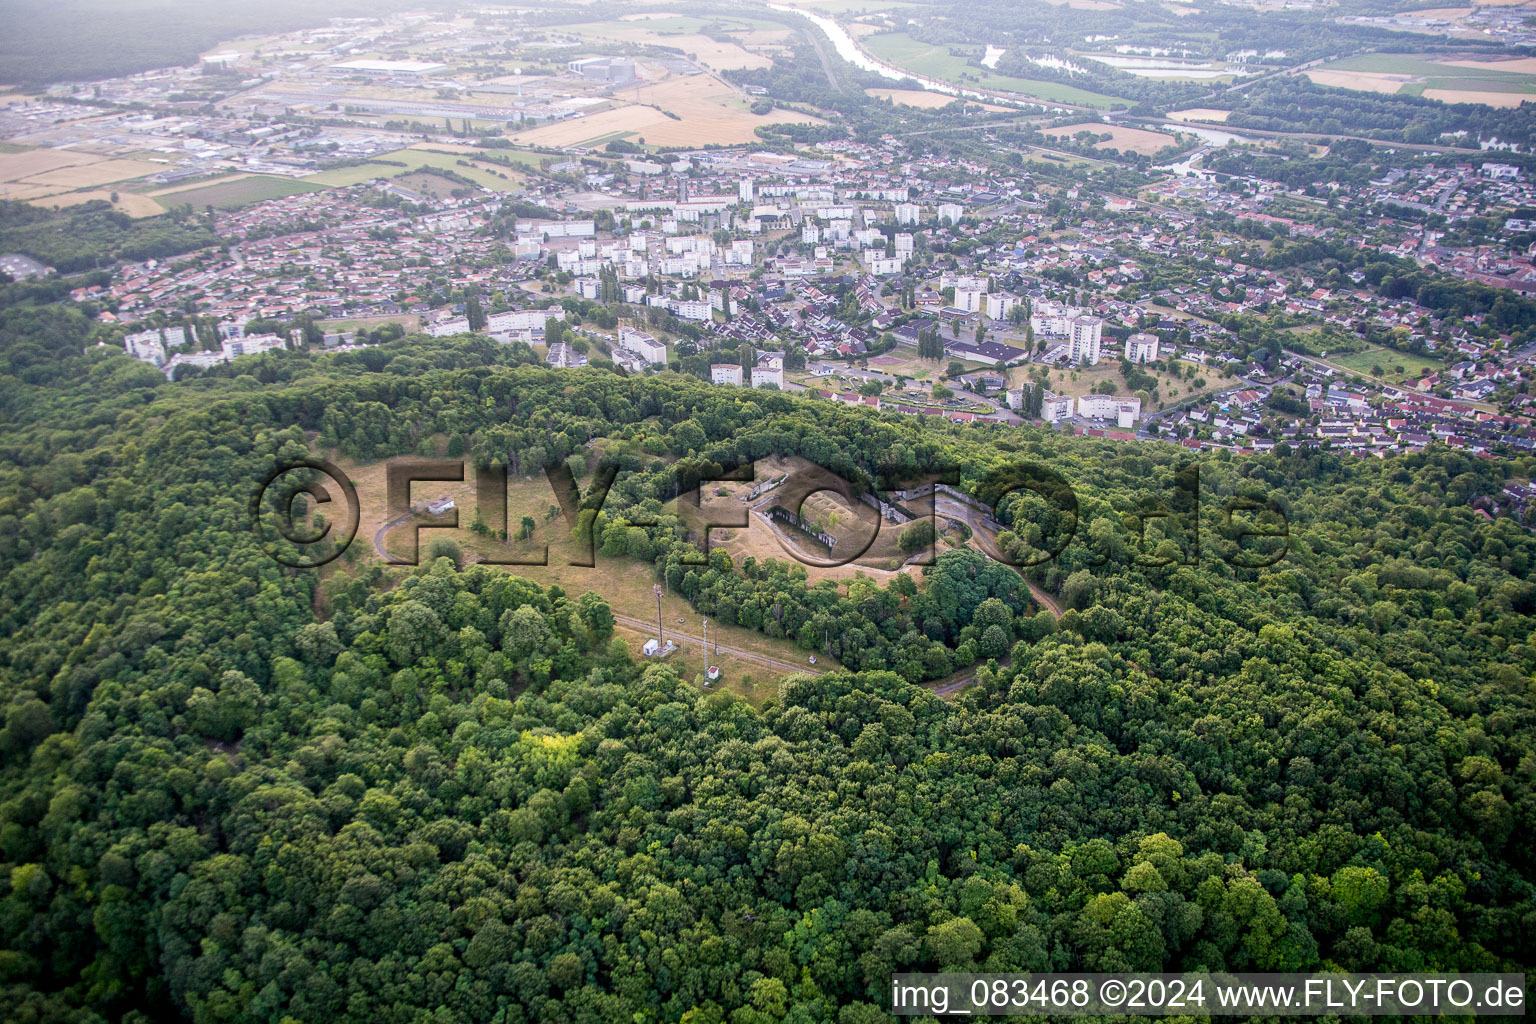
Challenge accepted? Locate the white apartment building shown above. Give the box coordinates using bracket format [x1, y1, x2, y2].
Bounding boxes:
[1068, 315, 1103, 365]
[711, 363, 743, 386]
[1125, 332, 1160, 363]
[938, 202, 963, 224]
[1041, 392, 1074, 422]
[668, 299, 712, 321]
[738, 178, 755, 203]
[750, 366, 784, 389]
[618, 326, 667, 364]
[1077, 393, 1141, 426]
[955, 288, 986, 314]
[486, 309, 560, 335]
[894, 202, 920, 225]
[985, 292, 1019, 321]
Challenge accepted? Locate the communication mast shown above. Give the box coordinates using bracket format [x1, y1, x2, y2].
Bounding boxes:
[654, 584, 664, 650]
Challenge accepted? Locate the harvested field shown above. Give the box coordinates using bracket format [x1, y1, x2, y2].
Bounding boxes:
[511, 75, 821, 147]
[1043, 122, 1179, 155]
[1306, 70, 1412, 93]
[649, 36, 773, 71]
[32, 190, 165, 216]
[1166, 107, 1231, 122]
[19, 157, 162, 189]
[1422, 88, 1533, 106]
[865, 88, 956, 108]
[0, 147, 100, 180]
[864, 87, 1011, 111]
[1444, 57, 1536, 74]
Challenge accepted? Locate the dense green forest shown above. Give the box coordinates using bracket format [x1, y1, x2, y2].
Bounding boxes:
[1, 305, 1535, 1023]
[0, 202, 221, 276]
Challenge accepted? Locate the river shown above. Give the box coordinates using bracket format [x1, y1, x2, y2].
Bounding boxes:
[767, 3, 1025, 105]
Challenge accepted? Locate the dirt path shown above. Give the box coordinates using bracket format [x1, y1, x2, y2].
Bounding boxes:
[613, 613, 824, 676]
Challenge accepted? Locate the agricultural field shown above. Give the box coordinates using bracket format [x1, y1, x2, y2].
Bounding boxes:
[1166, 107, 1232, 122]
[32, 189, 164, 217]
[864, 87, 1010, 110]
[862, 32, 1126, 107]
[1042, 122, 1181, 155]
[1304, 52, 1536, 104]
[153, 174, 326, 209]
[566, 13, 790, 72]
[510, 74, 823, 148]
[0, 146, 164, 202]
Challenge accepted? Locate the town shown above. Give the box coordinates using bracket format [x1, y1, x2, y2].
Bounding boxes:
[2, 6, 1534, 521]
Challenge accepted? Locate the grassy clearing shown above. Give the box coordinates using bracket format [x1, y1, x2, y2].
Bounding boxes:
[332, 456, 833, 702]
[1324, 345, 1443, 382]
[317, 313, 422, 333]
[1016, 357, 1221, 409]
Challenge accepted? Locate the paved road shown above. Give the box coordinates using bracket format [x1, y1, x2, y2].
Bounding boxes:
[930, 492, 1064, 616]
[373, 513, 414, 562]
[613, 614, 825, 676]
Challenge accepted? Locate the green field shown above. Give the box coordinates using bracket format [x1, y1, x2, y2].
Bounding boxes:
[305, 158, 412, 187]
[317, 313, 422, 333]
[864, 32, 1126, 107]
[391, 148, 529, 191]
[158, 174, 326, 209]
